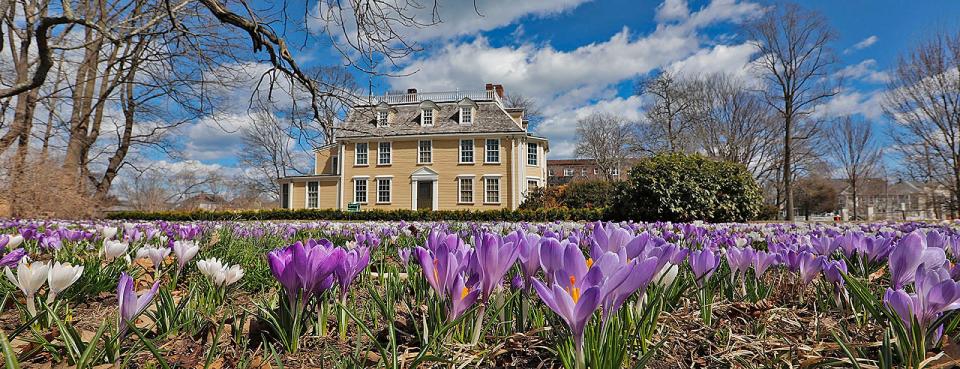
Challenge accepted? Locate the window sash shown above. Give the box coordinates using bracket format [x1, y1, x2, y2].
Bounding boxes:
[378, 142, 391, 165]
[307, 182, 319, 208]
[485, 139, 500, 163]
[377, 179, 391, 203]
[484, 178, 500, 203]
[418, 140, 432, 163]
[354, 179, 367, 203]
[459, 178, 474, 203]
[460, 139, 474, 163]
[460, 107, 472, 124]
[527, 143, 538, 165]
[422, 109, 433, 126]
[377, 111, 388, 127]
[355, 143, 368, 165]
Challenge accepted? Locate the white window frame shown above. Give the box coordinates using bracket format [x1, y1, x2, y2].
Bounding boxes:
[457, 176, 475, 204]
[376, 177, 392, 204]
[527, 143, 538, 166]
[611, 167, 620, 176]
[331, 156, 339, 175]
[485, 138, 500, 164]
[460, 107, 473, 125]
[418, 140, 433, 164]
[378, 141, 392, 165]
[564, 168, 574, 177]
[484, 176, 501, 204]
[581, 168, 587, 176]
[353, 178, 368, 204]
[459, 139, 474, 164]
[355, 142, 368, 166]
[376, 111, 389, 127]
[421, 109, 434, 126]
[307, 181, 319, 208]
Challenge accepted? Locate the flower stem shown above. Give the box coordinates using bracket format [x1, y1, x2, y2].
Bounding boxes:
[470, 304, 486, 345]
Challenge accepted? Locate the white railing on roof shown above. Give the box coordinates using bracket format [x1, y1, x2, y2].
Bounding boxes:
[372, 89, 500, 105]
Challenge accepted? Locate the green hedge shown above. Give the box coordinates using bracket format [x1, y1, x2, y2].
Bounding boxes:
[106, 207, 609, 222]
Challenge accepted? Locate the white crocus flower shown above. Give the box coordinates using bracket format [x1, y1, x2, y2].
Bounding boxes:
[172, 240, 200, 270]
[136, 246, 170, 271]
[103, 240, 129, 261]
[196, 258, 244, 287]
[101, 226, 118, 240]
[4, 260, 50, 316]
[8, 235, 23, 248]
[47, 262, 83, 303]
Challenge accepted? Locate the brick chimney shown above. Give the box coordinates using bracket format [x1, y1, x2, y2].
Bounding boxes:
[494, 84, 504, 98]
[406, 88, 418, 94]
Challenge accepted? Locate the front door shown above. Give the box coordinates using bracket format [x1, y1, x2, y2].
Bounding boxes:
[417, 181, 433, 210]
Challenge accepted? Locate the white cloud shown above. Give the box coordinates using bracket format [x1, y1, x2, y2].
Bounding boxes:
[845, 35, 879, 54]
[391, 0, 764, 158]
[665, 42, 757, 79]
[180, 113, 257, 161]
[311, 0, 591, 44]
[836, 59, 891, 84]
[812, 89, 886, 120]
[656, 0, 690, 22]
[533, 95, 646, 158]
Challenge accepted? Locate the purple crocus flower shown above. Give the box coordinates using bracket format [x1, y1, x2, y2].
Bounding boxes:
[726, 246, 756, 280]
[889, 231, 947, 289]
[798, 252, 825, 285]
[267, 239, 344, 306]
[473, 232, 520, 301]
[690, 248, 719, 287]
[752, 251, 780, 279]
[511, 230, 541, 293]
[397, 248, 411, 266]
[598, 256, 659, 324]
[335, 246, 370, 300]
[0, 248, 26, 268]
[117, 273, 160, 335]
[531, 277, 601, 358]
[415, 245, 466, 298]
[884, 265, 960, 338]
[449, 273, 480, 320]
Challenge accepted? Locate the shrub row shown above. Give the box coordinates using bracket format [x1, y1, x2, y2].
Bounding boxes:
[106, 207, 609, 222]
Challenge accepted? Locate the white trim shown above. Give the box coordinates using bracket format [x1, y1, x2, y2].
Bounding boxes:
[352, 175, 371, 179]
[458, 176, 475, 204]
[375, 175, 395, 178]
[354, 142, 369, 166]
[483, 176, 501, 204]
[421, 109, 435, 126]
[457, 174, 477, 177]
[376, 177, 392, 204]
[527, 142, 539, 166]
[352, 178, 369, 204]
[340, 132, 524, 141]
[307, 181, 319, 209]
[411, 179, 439, 211]
[482, 174, 503, 177]
[338, 143, 344, 209]
[377, 141, 392, 166]
[484, 138, 501, 164]
[459, 139, 475, 164]
[418, 140, 433, 164]
[459, 106, 474, 125]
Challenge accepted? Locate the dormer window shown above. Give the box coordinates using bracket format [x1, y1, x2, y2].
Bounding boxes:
[377, 111, 388, 127]
[418, 100, 439, 127]
[457, 97, 478, 125]
[422, 109, 434, 126]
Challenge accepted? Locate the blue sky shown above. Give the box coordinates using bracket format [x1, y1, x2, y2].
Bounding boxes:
[173, 0, 960, 172]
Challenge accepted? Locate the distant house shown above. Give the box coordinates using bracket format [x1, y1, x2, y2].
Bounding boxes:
[278, 84, 549, 211]
[833, 178, 950, 220]
[546, 159, 633, 186]
[180, 193, 229, 211]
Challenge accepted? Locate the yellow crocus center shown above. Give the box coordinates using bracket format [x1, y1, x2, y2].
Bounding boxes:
[586, 258, 594, 269]
[433, 260, 439, 282]
[461, 287, 470, 300]
[569, 275, 580, 303]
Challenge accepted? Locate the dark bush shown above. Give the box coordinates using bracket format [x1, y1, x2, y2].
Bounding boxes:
[106, 207, 608, 222]
[608, 153, 763, 222]
[560, 180, 615, 208]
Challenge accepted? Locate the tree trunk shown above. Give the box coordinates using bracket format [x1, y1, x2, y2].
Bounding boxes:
[783, 112, 794, 221]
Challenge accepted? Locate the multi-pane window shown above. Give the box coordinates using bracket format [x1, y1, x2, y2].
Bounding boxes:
[528, 180, 539, 190]
[458, 177, 474, 203]
[307, 182, 319, 208]
[281, 183, 290, 208]
[564, 168, 574, 176]
[548, 169, 555, 177]
[485, 139, 500, 163]
[418, 140, 432, 163]
[355, 143, 368, 165]
[581, 168, 587, 176]
[331, 156, 339, 174]
[460, 139, 474, 163]
[460, 107, 472, 124]
[354, 179, 367, 203]
[484, 177, 500, 203]
[527, 143, 538, 165]
[611, 167, 620, 176]
[377, 111, 388, 127]
[377, 178, 391, 203]
[422, 109, 433, 126]
[378, 142, 392, 165]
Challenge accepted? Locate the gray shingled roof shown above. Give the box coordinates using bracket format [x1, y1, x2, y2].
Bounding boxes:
[336, 101, 524, 139]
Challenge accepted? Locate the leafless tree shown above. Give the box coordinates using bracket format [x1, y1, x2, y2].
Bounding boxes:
[502, 93, 543, 124]
[884, 30, 960, 216]
[575, 112, 636, 181]
[237, 110, 310, 200]
[747, 3, 840, 220]
[117, 162, 228, 211]
[636, 71, 698, 153]
[825, 116, 882, 220]
[688, 74, 779, 181]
